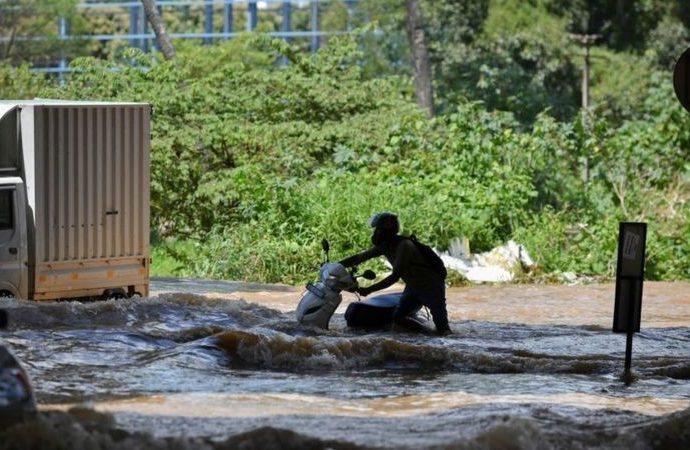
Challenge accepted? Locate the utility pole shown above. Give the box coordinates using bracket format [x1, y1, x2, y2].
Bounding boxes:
[570, 34, 600, 184]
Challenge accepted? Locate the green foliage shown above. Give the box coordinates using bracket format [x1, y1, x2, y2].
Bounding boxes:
[513, 208, 620, 276]
[428, 2, 577, 123]
[545, 0, 669, 51]
[645, 209, 690, 279]
[645, 15, 690, 70]
[590, 49, 654, 124]
[424, 0, 489, 53]
[38, 34, 420, 237]
[2, 3, 690, 284]
[349, 0, 411, 78]
[484, 0, 567, 39]
[0, 64, 48, 98]
[434, 33, 580, 123]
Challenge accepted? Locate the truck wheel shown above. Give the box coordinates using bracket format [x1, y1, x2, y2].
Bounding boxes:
[102, 288, 127, 300]
[126, 286, 142, 298]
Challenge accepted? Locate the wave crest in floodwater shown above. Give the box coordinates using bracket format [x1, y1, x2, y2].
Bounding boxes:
[212, 329, 690, 378]
[2, 293, 688, 380]
[0, 293, 282, 330]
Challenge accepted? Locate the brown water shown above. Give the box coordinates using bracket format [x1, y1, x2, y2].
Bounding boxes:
[216, 281, 690, 327]
[0, 279, 688, 449]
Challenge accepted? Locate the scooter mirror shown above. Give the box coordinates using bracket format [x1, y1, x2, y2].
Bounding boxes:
[0, 309, 7, 329]
[362, 269, 376, 280]
[321, 239, 330, 262]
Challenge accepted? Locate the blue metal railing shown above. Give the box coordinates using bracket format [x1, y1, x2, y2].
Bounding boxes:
[1, 0, 360, 75]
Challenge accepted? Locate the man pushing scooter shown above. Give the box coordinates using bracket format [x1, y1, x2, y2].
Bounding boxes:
[339, 212, 452, 336]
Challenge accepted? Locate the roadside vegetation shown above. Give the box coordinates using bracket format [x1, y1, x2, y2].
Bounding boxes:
[1, 0, 688, 284]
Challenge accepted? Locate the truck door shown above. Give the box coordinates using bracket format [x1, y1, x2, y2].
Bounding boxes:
[0, 184, 26, 298]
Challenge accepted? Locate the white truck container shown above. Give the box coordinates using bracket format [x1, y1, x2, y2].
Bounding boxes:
[0, 100, 150, 300]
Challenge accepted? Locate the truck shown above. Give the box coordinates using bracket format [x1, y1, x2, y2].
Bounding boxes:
[0, 99, 150, 300]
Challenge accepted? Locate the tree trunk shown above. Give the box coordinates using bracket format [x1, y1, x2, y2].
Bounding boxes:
[405, 0, 434, 117]
[140, 0, 175, 60]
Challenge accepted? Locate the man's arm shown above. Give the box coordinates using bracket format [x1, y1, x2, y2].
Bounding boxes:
[358, 273, 400, 296]
[339, 246, 382, 268]
[357, 240, 413, 296]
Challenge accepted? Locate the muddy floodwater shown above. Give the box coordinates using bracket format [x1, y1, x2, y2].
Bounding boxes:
[0, 280, 689, 449]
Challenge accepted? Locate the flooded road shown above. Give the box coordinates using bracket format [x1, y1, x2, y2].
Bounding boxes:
[0, 279, 689, 449]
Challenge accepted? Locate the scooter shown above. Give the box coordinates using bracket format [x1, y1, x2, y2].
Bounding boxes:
[296, 240, 431, 333]
[296, 239, 375, 329]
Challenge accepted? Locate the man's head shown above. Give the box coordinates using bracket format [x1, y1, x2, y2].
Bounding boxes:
[369, 212, 399, 246]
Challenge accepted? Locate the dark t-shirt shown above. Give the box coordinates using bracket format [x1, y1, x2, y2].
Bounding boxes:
[340, 236, 443, 291]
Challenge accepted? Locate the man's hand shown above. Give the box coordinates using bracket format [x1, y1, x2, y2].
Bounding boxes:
[357, 286, 373, 297]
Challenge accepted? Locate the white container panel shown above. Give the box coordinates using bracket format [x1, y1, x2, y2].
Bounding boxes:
[32, 105, 150, 263]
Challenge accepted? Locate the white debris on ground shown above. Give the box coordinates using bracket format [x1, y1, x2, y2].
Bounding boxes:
[439, 238, 535, 283]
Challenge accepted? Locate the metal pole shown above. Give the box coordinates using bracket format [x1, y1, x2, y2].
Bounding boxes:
[129, 5, 139, 49]
[280, 1, 292, 65]
[139, 5, 145, 50]
[204, 0, 214, 45]
[282, 1, 292, 41]
[58, 17, 68, 83]
[247, 0, 258, 32]
[346, 0, 355, 31]
[624, 327, 634, 384]
[623, 278, 638, 385]
[310, 0, 320, 52]
[223, 0, 234, 39]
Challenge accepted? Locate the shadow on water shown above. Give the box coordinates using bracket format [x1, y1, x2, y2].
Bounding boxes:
[2, 403, 690, 450]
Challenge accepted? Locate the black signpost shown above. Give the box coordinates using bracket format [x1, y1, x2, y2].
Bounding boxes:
[613, 222, 647, 385]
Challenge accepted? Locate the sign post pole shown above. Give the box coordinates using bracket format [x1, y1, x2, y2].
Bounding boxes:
[612, 222, 646, 385]
[623, 296, 635, 383]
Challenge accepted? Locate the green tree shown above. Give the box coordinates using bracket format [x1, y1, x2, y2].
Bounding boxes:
[546, 0, 670, 51]
[435, 34, 580, 124]
[645, 15, 689, 70]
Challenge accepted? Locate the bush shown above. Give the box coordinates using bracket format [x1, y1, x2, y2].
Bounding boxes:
[2, 32, 689, 284]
